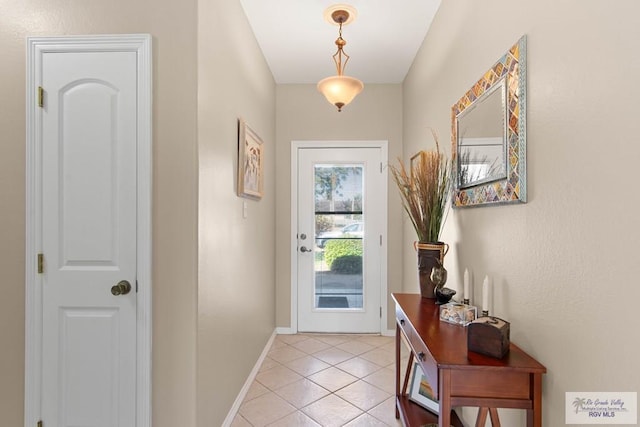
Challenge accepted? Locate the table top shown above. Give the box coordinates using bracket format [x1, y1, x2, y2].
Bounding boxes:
[392, 293, 546, 373]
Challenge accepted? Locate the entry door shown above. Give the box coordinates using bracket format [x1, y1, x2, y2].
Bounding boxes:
[27, 36, 151, 427]
[297, 146, 386, 333]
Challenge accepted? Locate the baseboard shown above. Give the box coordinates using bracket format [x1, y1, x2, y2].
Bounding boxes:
[278, 326, 391, 336]
[275, 326, 295, 335]
[221, 329, 277, 427]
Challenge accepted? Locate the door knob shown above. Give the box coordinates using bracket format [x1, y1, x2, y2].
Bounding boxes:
[111, 280, 132, 296]
[300, 246, 312, 253]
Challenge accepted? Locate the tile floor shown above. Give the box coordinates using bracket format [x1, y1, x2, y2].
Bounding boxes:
[231, 334, 410, 427]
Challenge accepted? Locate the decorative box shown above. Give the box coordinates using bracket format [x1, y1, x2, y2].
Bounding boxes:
[467, 316, 510, 359]
[439, 302, 477, 326]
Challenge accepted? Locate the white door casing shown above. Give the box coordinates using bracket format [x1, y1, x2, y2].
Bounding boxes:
[291, 141, 388, 334]
[25, 35, 152, 427]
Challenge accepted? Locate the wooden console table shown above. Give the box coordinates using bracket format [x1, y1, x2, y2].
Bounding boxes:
[393, 293, 546, 427]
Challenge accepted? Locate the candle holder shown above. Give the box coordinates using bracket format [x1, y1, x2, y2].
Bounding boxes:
[463, 298, 470, 305]
[482, 309, 489, 317]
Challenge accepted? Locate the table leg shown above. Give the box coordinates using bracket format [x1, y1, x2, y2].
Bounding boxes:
[395, 323, 400, 419]
[475, 408, 488, 427]
[527, 373, 543, 427]
[475, 408, 501, 426]
[489, 408, 501, 427]
[402, 352, 414, 395]
[439, 369, 451, 427]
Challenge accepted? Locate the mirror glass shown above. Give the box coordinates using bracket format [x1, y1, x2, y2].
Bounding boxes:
[451, 36, 527, 208]
[457, 79, 507, 188]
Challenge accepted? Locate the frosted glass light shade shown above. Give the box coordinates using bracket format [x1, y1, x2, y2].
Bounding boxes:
[317, 75, 364, 111]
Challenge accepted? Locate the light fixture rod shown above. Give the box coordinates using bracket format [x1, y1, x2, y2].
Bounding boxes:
[332, 22, 350, 76]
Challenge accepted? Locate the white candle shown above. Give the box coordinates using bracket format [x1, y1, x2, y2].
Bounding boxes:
[463, 269, 469, 301]
[482, 275, 490, 312]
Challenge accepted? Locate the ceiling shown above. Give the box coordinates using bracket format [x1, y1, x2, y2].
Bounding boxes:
[239, 0, 441, 84]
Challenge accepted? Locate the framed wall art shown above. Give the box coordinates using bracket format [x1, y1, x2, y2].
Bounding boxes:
[237, 118, 264, 199]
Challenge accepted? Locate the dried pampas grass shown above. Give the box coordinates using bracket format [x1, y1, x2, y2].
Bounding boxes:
[389, 130, 451, 243]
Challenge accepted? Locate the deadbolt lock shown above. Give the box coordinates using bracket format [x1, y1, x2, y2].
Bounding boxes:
[111, 280, 132, 296]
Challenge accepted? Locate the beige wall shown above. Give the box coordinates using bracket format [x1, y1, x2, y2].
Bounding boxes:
[0, 0, 199, 426]
[275, 84, 404, 331]
[5, 1, 640, 425]
[404, 0, 640, 425]
[196, 1, 276, 425]
[1, 0, 276, 425]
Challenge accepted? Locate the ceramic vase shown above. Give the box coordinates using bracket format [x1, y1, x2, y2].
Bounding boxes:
[416, 241, 449, 299]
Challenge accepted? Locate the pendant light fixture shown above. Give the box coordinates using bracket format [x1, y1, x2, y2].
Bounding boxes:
[317, 5, 364, 112]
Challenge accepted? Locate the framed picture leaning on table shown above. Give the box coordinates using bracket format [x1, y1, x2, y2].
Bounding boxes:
[409, 362, 439, 415]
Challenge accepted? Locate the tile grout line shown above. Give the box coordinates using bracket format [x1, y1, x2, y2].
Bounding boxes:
[234, 334, 406, 427]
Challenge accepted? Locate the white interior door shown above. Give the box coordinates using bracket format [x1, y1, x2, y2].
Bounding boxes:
[296, 146, 386, 333]
[32, 40, 143, 427]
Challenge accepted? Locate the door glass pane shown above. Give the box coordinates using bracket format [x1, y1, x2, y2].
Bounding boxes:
[313, 165, 363, 309]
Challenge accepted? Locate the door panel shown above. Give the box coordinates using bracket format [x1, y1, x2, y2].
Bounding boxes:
[60, 308, 119, 426]
[60, 80, 122, 264]
[297, 147, 385, 333]
[41, 50, 137, 427]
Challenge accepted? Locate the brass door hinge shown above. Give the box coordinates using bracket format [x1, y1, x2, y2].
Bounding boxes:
[37, 420, 43, 427]
[37, 253, 44, 274]
[38, 86, 44, 108]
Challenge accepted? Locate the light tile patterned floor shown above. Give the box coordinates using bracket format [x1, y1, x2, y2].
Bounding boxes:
[232, 334, 409, 427]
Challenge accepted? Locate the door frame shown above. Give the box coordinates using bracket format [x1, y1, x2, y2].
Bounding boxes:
[290, 140, 388, 334]
[25, 34, 153, 427]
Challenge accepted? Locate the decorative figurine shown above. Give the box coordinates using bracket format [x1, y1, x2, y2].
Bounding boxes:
[430, 258, 456, 304]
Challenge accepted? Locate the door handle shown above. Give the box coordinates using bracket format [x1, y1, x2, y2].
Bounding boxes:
[300, 246, 313, 253]
[111, 280, 132, 296]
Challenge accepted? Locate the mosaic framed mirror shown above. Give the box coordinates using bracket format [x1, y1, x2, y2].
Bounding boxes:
[451, 36, 526, 207]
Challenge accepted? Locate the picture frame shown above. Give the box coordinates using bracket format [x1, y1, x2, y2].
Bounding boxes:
[451, 36, 527, 207]
[409, 362, 439, 415]
[237, 118, 264, 199]
[409, 151, 422, 185]
[410, 151, 422, 167]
